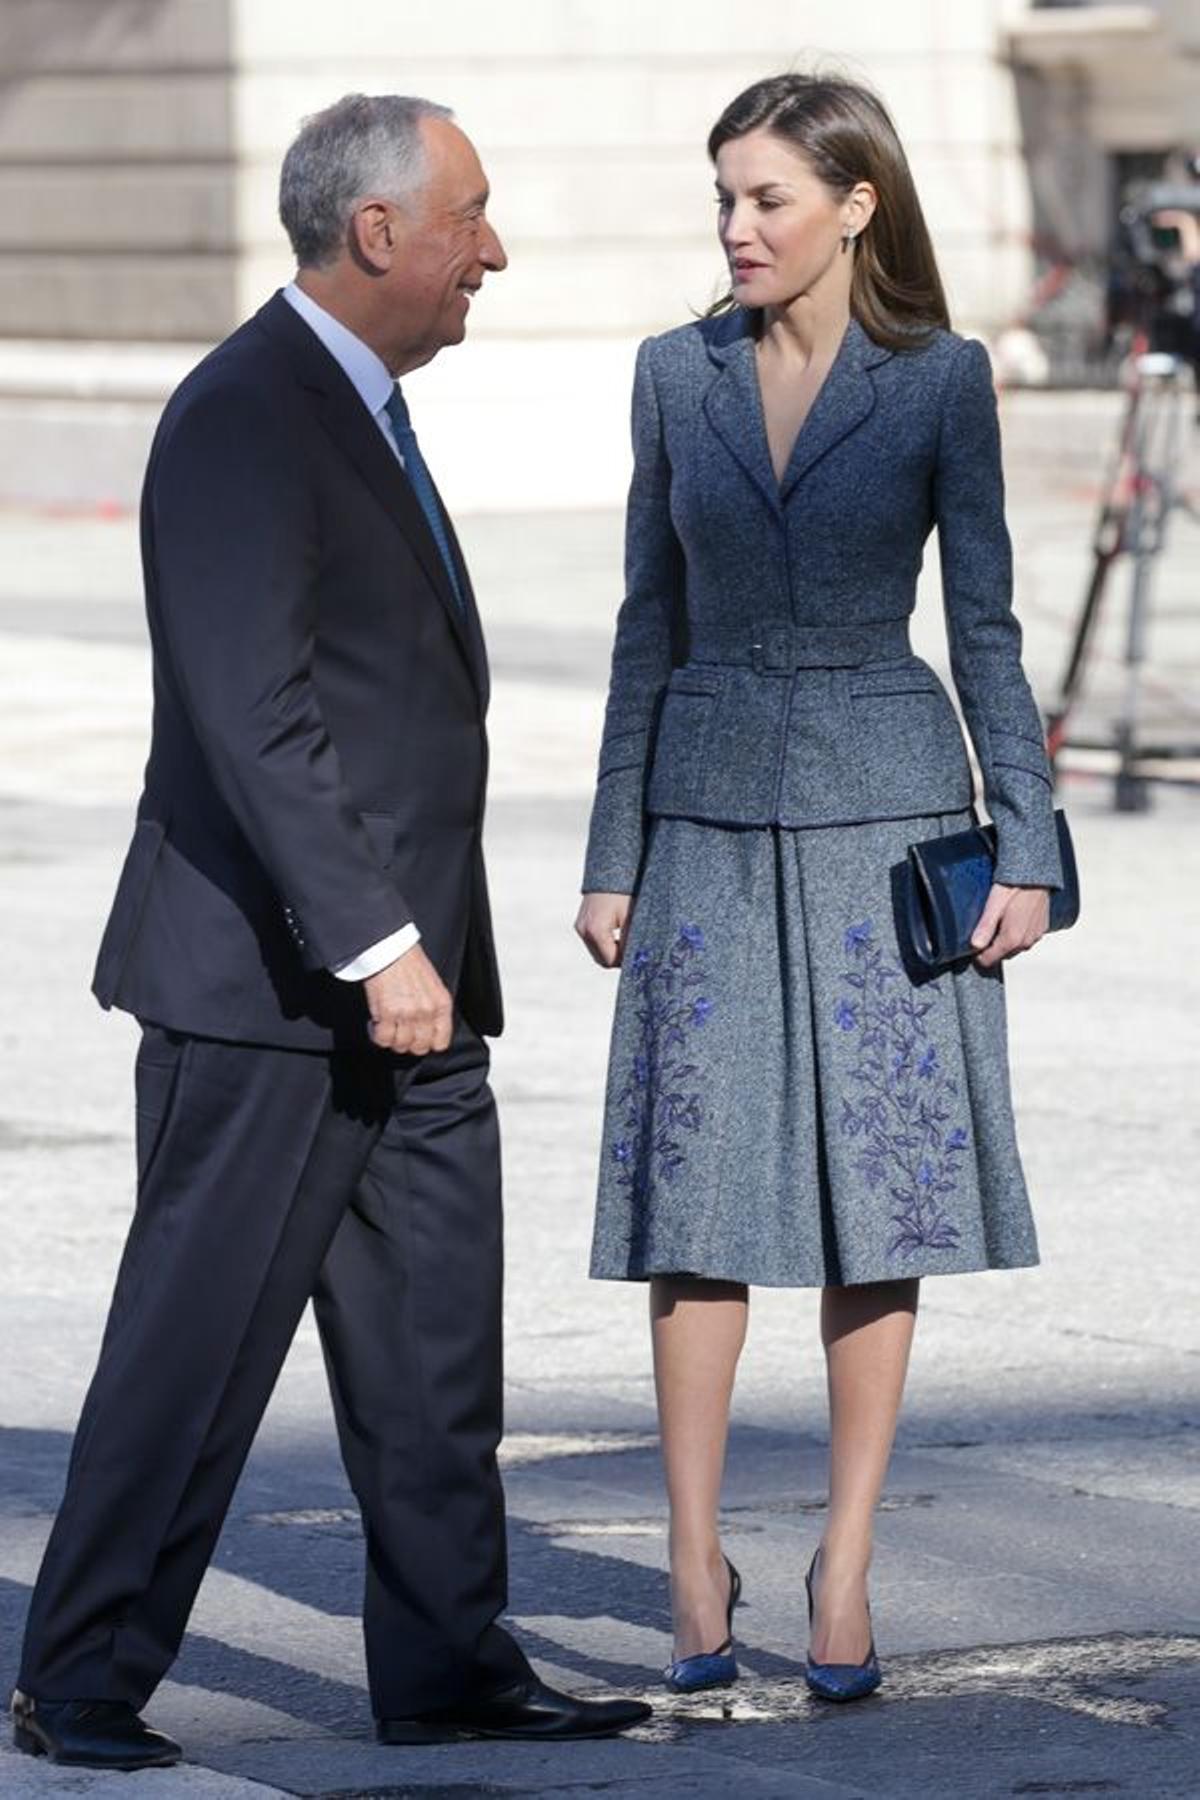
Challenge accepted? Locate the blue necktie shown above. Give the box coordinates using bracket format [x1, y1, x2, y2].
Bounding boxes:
[384, 386, 466, 614]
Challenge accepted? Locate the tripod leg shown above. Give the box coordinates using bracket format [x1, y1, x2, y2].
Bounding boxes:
[1046, 548, 1114, 773]
[1046, 381, 1141, 773]
[1112, 370, 1183, 810]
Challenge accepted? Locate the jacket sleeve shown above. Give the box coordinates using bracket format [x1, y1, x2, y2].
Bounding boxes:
[582, 338, 685, 892]
[934, 336, 1063, 889]
[148, 380, 414, 971]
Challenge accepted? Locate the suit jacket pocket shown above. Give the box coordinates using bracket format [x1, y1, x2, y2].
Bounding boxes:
[93, 818, 168, 1009]
[645, 668, 723, 815]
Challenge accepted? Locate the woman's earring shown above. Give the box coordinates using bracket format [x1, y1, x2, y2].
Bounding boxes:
[841, 231, 856, 254]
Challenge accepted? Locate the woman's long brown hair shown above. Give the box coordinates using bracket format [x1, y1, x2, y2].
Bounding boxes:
[706, 73, 950, 348]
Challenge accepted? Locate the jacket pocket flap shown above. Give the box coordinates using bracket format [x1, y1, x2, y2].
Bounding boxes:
[848, 664, 941, 699]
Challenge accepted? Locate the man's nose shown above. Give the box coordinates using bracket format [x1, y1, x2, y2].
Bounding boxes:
[481, 220, 507, 272]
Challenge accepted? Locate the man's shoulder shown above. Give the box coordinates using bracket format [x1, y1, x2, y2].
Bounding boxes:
[164, 309, 283, 414]
[154, 302, 304, 460]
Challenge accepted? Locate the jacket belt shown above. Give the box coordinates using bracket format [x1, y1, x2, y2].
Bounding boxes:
[688, 618, 912, 671]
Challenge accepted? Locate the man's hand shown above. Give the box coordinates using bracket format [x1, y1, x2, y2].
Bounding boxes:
[575, 892, 633, 968]
[970, 882, 1051, 970]
[364, 944, 453, 1055]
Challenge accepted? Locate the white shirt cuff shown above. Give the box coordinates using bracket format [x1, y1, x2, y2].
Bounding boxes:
[331, 923, 421, 981]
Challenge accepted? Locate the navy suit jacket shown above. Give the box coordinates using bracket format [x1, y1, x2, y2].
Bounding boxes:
[93, 292, 502, 1050]
[583, 309, 1063, 896]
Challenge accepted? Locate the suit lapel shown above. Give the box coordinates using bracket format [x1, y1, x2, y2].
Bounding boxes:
[778, 318, 890, 503]
[256, 294, 482, 691]
[702, 310, 892, 511]
[437, 495, 490, 708]
[702, 314, 780, 517]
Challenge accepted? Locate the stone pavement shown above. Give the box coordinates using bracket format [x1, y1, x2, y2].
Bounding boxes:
[0, 389, 1198, 1796]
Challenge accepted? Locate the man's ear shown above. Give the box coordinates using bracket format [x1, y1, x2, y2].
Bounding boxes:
[351, 199, 396, 274]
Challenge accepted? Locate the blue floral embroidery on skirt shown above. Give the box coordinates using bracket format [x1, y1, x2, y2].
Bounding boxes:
[835, 918, 967, 1258]
[611, 924, 714, 1202]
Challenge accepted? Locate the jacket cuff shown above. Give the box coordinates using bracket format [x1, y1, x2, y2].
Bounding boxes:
[583, 772, 644, 894]
[988, 780, 1064, 891]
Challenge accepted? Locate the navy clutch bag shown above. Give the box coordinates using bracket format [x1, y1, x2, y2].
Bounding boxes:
[898, 810, 1079, 972]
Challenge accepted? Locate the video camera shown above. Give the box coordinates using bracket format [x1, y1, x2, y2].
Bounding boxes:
[1121, 181, 1200, 270]
[1110, 174, 1200, 361]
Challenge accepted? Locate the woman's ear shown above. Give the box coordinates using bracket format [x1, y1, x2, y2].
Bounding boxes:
[845, 182, 878, 239]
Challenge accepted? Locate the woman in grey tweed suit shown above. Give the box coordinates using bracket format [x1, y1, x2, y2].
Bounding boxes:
[575, 75, 1064, 1694]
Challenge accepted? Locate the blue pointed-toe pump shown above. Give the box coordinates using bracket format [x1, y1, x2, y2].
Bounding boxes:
[804, 1547, 882, 1703]
[663, 1553, 742, 1693]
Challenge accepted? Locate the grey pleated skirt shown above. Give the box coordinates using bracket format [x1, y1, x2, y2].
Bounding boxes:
[589, 811, 1039, 1288]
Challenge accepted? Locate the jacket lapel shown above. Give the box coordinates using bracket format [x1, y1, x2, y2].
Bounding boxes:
[438, 498, 491, 709]
[702, 311, 780, 517]
[701, 310, 892, 511]
[778, 318, 891, 503]
[256, 294, 482, 690]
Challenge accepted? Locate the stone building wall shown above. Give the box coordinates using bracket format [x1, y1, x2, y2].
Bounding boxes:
[2, 1, 1197, 506]
[0, 0, 1037, 344]
[0, 0, 236, 339]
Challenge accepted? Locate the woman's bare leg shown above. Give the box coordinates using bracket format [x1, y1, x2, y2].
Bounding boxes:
[650, 1276, 748, 1659]
[810, 1278, 919, 1663]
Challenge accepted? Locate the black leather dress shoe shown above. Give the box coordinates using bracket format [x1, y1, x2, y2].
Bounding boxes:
[11, 1689, 182, 1770]
[377, 1675, 652, 1743]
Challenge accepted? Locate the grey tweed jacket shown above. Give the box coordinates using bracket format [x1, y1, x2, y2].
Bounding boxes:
[583, 308, 1063, 897]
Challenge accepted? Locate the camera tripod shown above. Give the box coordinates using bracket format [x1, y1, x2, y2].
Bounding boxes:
[1044, 346, 1200, 809]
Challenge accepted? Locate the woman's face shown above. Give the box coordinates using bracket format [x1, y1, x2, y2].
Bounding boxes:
[714, 129, 863, 310]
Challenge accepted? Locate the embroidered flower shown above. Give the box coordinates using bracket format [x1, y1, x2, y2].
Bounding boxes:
[836, 918, 967, 1258]
[611, 924, 714, 1201]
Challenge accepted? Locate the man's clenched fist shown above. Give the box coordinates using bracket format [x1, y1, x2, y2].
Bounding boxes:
[364, 944, 453, 1055]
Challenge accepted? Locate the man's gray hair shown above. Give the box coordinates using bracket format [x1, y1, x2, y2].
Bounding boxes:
[279, 93, 454, 268]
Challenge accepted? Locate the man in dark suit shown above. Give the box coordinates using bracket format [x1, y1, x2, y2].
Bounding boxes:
[11, 93, 649, 1770]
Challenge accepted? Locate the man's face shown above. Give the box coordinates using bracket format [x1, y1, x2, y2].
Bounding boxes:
[382, 118, 507, 368]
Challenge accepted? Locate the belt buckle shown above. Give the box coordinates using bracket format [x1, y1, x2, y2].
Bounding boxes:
[750, 620, 793, 674]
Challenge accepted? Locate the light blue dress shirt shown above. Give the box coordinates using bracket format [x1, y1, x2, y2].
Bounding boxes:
[282, 280, 421, 980]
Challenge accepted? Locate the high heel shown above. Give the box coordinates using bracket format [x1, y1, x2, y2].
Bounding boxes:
[663, 1553, 742, 1693]
[804, 1547, 882, 1703]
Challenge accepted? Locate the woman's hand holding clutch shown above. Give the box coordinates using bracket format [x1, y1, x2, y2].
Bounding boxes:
[970, 883, 1051, 969]
[575, 893, 634, 968]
